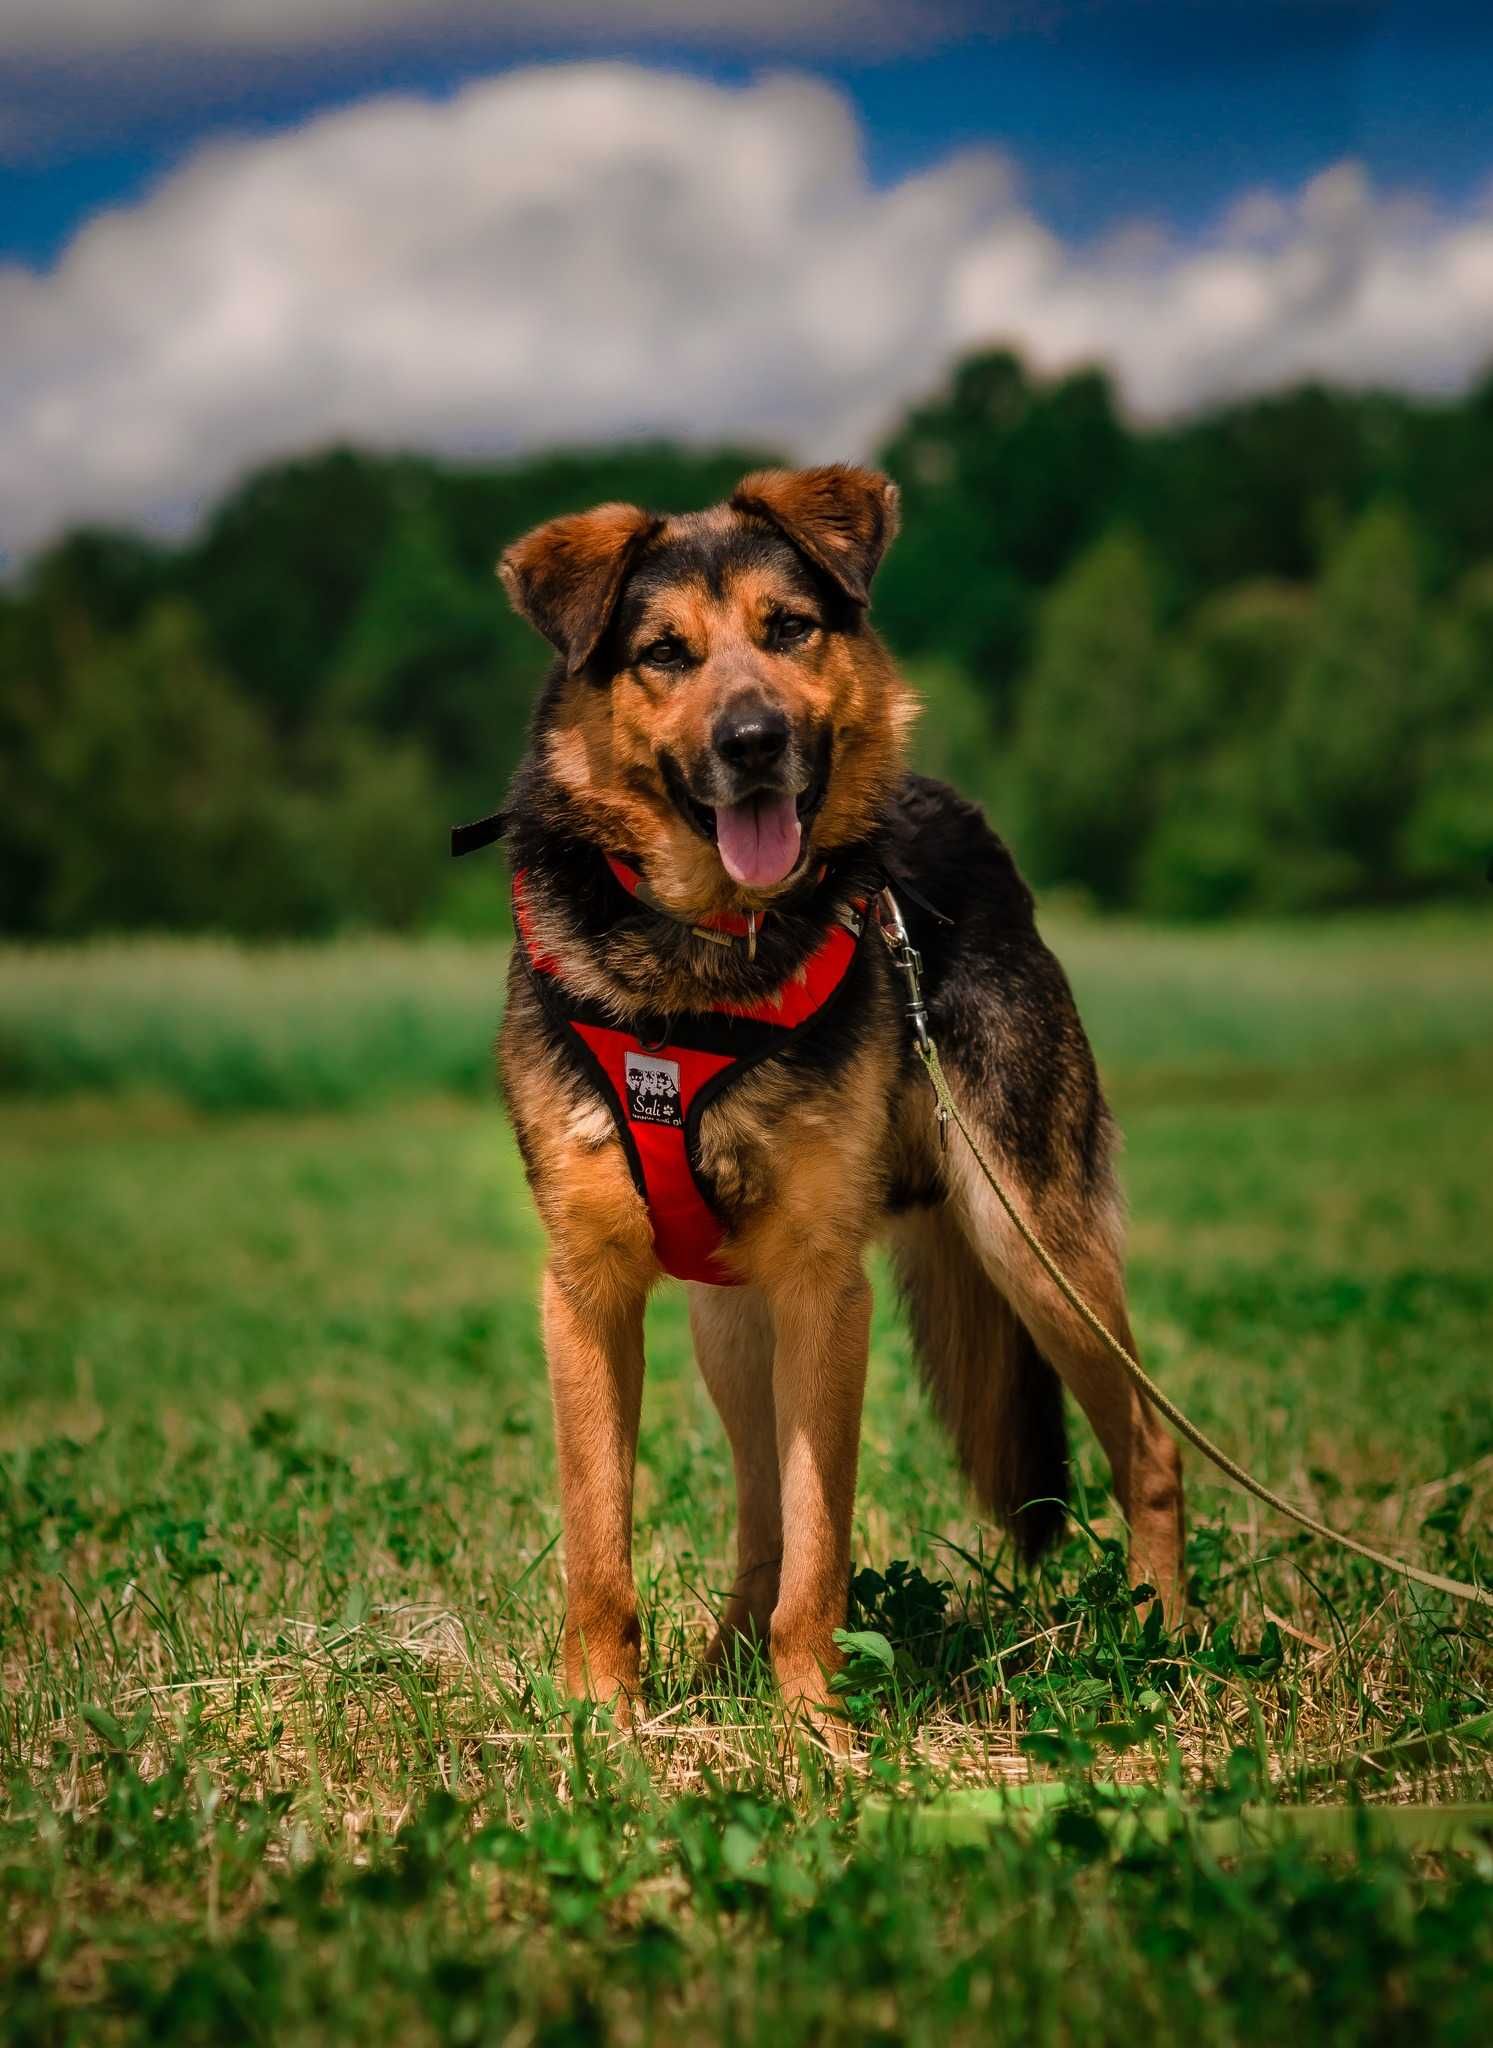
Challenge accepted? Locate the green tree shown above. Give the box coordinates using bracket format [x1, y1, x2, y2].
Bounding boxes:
[328, 492, 526, 811]
[1271, 503, 1429, 904]
[877, 351, 1130, 710]
[904, 658, 1003, 816]
[28, 603, 310, 935]
[25, 528, 165, 638]
[1133, 385, 1374, 605]
[1005, 530, 1162, 905]
[184, 448, 406, 735]
[7, 362, 1493, 936]
[297, 730, 447, 930]
[1400, 717, 1493, 895]
[1136, 581, 1314, 919]
[1399, 563, 1493, 895]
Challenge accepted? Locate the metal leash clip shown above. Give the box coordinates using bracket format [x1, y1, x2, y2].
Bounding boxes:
[875, 887, 948, 1145]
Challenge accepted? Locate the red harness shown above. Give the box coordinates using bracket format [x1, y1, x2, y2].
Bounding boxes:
[513, 858, 867, 1286]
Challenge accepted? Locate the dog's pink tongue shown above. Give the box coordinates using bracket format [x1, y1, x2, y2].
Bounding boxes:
[714, 793, 802, 888]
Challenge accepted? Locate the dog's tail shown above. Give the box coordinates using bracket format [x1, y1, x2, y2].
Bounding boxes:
[892, 1207, 1068, 1563]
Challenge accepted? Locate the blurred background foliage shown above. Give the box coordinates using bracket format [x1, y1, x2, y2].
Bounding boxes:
[4, 347, 1491, 938]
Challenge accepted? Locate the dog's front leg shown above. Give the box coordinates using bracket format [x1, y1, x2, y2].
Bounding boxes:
[759, 1261, 872, 1740]
[543, 1258, 649, 1715]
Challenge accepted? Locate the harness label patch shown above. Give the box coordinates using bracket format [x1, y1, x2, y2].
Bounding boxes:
[624, 1051, 683, 1128]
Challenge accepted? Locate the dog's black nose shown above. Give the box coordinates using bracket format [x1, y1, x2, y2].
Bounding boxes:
[712, 703, 790, 776]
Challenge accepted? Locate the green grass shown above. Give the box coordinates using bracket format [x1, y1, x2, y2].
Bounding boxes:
[3, 914, 1493, 2043]
[3, 908, 1489, 1110]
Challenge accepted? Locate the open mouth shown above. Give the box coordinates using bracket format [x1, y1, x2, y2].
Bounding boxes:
[660, 747, 829, 891]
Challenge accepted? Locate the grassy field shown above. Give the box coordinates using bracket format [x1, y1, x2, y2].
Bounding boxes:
[2, 913, 1492, 2043]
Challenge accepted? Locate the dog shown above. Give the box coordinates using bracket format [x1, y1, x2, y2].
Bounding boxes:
[489, 464, 1184, 1735]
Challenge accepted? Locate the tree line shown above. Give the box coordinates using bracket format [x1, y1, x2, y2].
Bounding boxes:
[3, 349, 1491, 936]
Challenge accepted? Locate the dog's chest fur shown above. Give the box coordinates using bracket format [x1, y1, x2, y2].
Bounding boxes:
[500, 869, 909, 1265]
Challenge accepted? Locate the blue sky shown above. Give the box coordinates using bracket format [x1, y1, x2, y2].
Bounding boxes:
[7, 3, 1493, 265]
[3, 2, 1492, 554]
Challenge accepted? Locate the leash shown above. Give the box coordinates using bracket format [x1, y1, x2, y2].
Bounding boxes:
[875, 890, 1493, 1613]
[455, 816, 1490, 1608]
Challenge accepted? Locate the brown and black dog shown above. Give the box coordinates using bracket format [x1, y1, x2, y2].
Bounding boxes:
[493, 464, 1184, 1735]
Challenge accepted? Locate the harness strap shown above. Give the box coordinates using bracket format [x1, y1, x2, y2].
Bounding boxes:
[450, 810, 507, 858]
[513, 862, 866, 1285]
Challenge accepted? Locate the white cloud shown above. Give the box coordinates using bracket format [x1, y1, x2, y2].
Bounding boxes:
[2, 64, 1491, 556]
[950, 164, 1493, 415]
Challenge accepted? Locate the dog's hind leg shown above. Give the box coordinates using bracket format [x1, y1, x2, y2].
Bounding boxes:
[939, 1101, 1185, 1618]
[890, 1204, 1069, 1565]
[689, 1284, 781, 1667]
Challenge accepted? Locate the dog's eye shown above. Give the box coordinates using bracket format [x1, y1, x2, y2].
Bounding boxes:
[771, 612, 817, 649]
[638, 635, 688, 671]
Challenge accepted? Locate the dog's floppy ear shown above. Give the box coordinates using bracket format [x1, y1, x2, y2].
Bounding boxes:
[730, 464, 900, 606]
[498, 503, 661, 676]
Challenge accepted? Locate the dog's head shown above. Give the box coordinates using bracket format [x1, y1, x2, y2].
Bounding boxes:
[499, 465, 916, 911]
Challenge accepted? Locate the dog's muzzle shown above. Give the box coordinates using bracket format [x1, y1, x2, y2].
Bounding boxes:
[661, 716, 831, 892]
